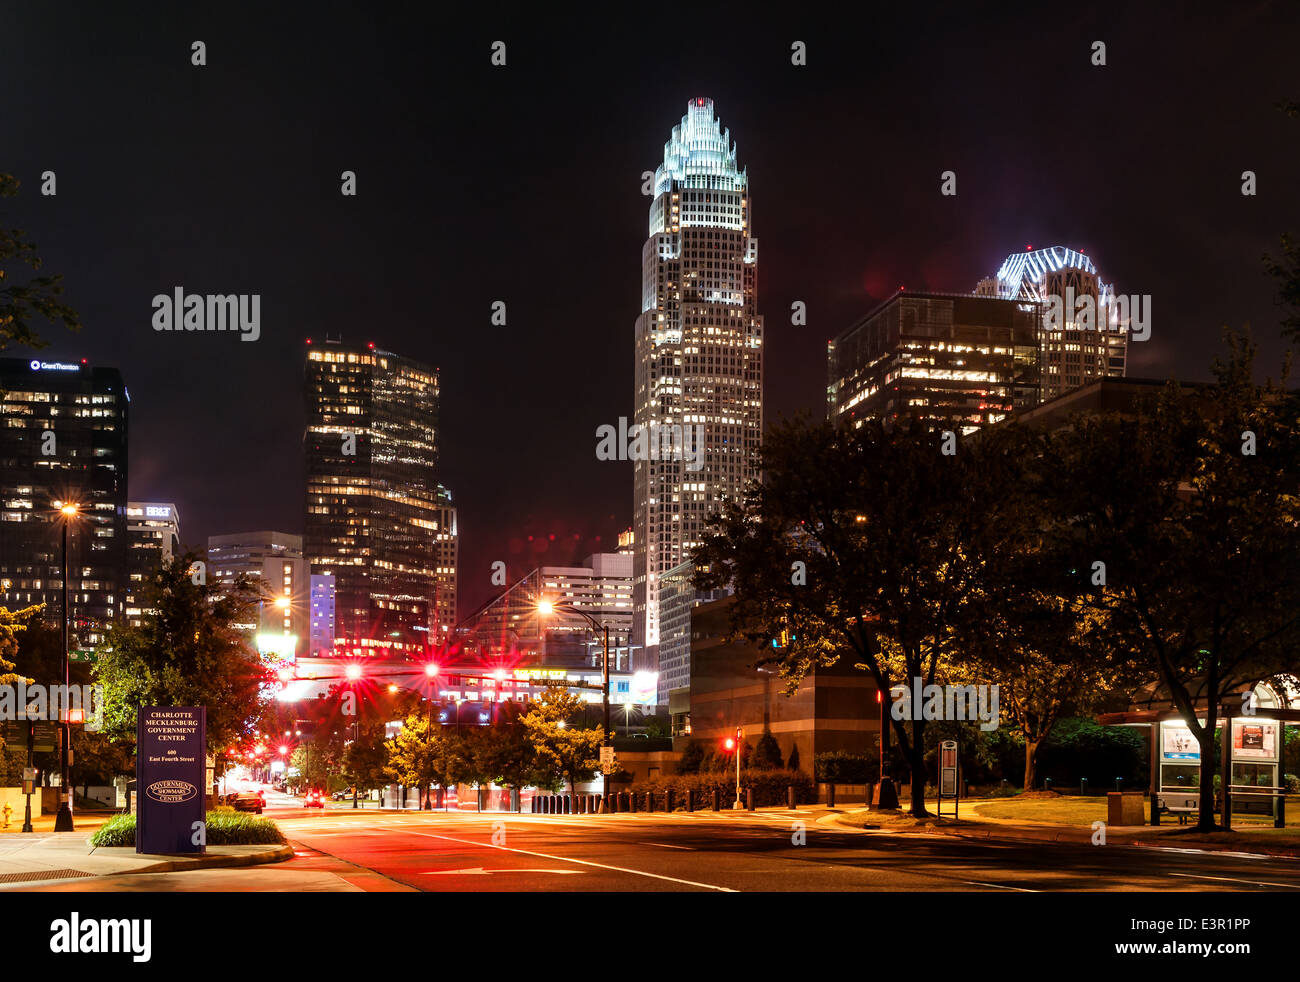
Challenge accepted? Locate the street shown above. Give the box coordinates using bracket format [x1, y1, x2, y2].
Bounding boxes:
[22, 795, 1300, 893]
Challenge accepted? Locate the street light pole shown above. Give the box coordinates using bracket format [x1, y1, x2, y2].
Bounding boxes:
[602, 625, 610, 808]
[54, 505, 75, 832]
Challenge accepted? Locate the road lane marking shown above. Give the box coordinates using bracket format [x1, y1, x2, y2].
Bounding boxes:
[400, 830, 736, 892]
[956, 879, 1038, 892]
[1168, 873, 1300, 889]
[647, 843, 695, 850]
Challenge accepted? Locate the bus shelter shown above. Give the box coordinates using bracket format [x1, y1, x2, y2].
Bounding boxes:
[1099, 686, 1298, 827]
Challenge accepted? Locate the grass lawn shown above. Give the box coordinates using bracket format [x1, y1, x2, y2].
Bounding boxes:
[972, 795, 1113, 825]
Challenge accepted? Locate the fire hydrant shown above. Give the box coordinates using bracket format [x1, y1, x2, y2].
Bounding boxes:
[2, 802, 12, 828]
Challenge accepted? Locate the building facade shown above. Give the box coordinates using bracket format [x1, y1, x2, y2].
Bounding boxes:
[125, 501, 180, 629]
[0, 358, 129, 650]
[308, 571, 336, 658]
[303, 339, 448, 655]
[207, 530, 309, 658]
[827, 291, 1041, 432]
[977, 246, 1128, 402]
[461, 552, 635, 670]
[632, 98, 763, 663]
[433, 484, 457, 638]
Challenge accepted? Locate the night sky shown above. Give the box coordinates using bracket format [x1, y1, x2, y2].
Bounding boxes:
[4, 3, 1297, 619]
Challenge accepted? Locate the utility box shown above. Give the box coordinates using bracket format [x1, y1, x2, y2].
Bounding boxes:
[1108, 791, 1145, 826]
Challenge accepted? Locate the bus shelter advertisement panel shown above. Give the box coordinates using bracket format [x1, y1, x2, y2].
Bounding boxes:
[136, 706, 206, 854]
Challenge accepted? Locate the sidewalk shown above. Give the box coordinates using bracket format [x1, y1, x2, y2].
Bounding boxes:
[0, 831, 292, 888]
[825, 802, 1300, 859]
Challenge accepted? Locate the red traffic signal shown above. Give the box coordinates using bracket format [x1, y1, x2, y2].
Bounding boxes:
[723, 737, 735, 752]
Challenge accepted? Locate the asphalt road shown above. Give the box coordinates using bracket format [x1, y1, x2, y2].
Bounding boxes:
[250, 804, 1300, 893]
[18, 799, 1300, 893]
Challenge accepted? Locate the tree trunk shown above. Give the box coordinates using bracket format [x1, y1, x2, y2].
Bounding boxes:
[908, 718, 929, 817]
[1198, 724, 1218, 831]
[1023, 738, 1040, 791]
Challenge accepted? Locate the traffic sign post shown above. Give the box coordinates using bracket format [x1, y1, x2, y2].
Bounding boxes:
[939, 739, 959, 819]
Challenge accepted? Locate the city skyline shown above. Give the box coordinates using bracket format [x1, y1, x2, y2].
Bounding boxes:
[3, 6, 1297, 625]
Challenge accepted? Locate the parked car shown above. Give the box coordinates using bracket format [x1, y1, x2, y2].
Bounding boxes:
[229, 790, 265, 814]
[332, 787, 355, 801]
[303, 789, 324, 808]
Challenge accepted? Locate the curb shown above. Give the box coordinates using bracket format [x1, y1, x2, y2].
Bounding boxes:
[111, 843, 294, 875]
[828, 811, 1300, 859]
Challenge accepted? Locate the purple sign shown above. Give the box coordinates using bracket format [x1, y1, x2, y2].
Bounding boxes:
[136, 706, 206, 854]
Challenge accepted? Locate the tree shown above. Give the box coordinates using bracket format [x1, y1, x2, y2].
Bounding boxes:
[343, 734, 390, 794]
[1264, 100, 1300, 344]
[753, 730, 783, 770]
[1047, 337, 1300, 829]
[471, 701, 539, 793]
[522, 685, 602, 795]
[71, 728, 129, 797]
[0, 173, 81, 351]
[0, 605, 40, 754]
[93, 552, 270, 754]
[786, 744, 801, 773]
[676, 739, 706, 775]
[387, 710, 442, 806]
[694, 415, 1028, 816]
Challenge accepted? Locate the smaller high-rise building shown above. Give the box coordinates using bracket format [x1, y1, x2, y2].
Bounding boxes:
[207, 530, 308, 658]
[828, 291, 1041, 432]
[125, 502, 180, 629]
[0, 357, 129, 651]
[309, 572, 336, 658]
[462, 553, 634, 670]
[433, 484, 458, 639]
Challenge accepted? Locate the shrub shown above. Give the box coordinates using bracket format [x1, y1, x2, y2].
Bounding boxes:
[628, 769, 815, 807]
[752, 731, 783, 770]
[204, 812, 286, 845]
[90, 813, 136, 847]
[815, 751, 876, 785]
[1286, 773, 1300, 795]
[88, 812, 286, 848]
[675, 739, 706, 775]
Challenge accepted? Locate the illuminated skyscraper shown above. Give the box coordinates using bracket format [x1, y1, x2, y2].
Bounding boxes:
[0, 358, 129, 651]
[977, 246, 1128, 402]
[827, 291, 1041, 432]
[632, 99, 763, 662]
[303, 339, 449, 654]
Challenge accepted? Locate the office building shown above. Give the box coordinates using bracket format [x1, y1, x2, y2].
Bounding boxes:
[303, 339, 444, 655]
[308, 572, 336, 658]
[125, 502, 180, 628]
[433, 484, 457, 638]
[207, 530, 308, 658]
[461, 552, 634, 671]
[0, 357, 129, 650]
[632, 98, 763, 664]
[827, 291, 1041, 432]
[977, 246, 1128, 402]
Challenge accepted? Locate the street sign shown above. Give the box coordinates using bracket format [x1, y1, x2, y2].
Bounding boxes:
[137, 706, 207, 855]
[939, 740, 958, 796]
[69, 649, 95, 663]
[600, 746, 616, 771]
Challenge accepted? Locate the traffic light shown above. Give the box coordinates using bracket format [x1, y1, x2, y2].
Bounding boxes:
[723, 736, 735, 752]
[344, 663, 362, 681]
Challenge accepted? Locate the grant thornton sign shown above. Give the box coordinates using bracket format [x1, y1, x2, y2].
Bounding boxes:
[136, 706, 206, 854]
